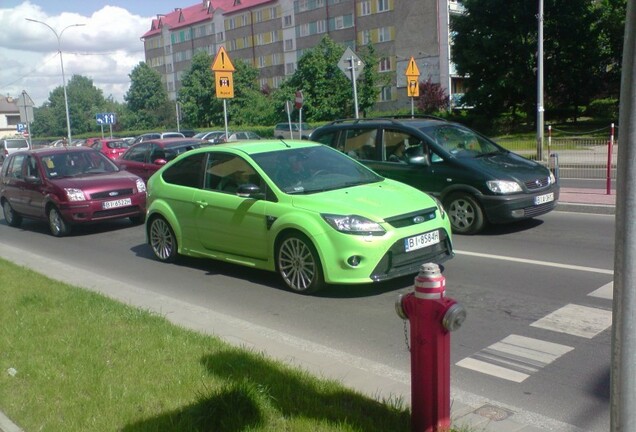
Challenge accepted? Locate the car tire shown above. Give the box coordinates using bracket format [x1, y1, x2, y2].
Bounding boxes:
[444, 193, 485, 235]
[48, 207, 71, 237]
[276, 232, 325, 294]
[148, 216, 178, 263]
[2, 200, 22, 227]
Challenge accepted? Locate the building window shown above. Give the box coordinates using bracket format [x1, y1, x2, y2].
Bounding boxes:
[379, 57, 391, 71]
[380, 86, 392, 101]
[254, 10, 263, 22]
[360, 0, 370, 16]
[285, 62, 295, 75]
[258, 56, 266, 67]
[377, 0, 389, 12]
[269, 7, 277, 18]
[283, 14, 293, 27]
[216, 31, 224, 42]
[285, 39, 294, 51]
[317, 20, 326, 33]
[361, 30, 370, 45]
[378, 26, 391, 42]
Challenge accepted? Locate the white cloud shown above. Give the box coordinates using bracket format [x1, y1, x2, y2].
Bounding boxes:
[0, 1, 152, 106]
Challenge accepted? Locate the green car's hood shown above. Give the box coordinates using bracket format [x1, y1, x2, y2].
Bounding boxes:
[290, 179, 436, 221]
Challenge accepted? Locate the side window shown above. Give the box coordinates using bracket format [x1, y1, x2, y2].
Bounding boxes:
[312, 131, 337, 147]
[161, 153, 205, 187]
[149, 144, 166, 162]
[203, 153, 262, 194]
[343, 128, 378, 160]
[382, 129, 424, 163]
[125, 144, 149, 162]
[25, 156, 40, 178]
[6, 155, 27, 179]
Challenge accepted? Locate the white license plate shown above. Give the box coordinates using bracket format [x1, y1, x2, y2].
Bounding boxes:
[405, 230, 440, 252]
[102, 198, 132, 210]
[534, 192, 554, 205]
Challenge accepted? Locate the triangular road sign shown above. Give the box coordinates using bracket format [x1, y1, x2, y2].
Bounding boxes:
[211, 47, 236, 72]
[405, 56, 420, 77]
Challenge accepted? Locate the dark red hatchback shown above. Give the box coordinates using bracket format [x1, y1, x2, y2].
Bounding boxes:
[0, 147, 147, 236]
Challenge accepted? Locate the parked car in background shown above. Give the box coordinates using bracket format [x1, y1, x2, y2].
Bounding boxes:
[193, 130, 226, 144]
[274, 122, 314, 140]
[49, 139, 67, 147]
[310, 117, 559, 234]
[1, 138, 30, 163]
[117, 138, 206, 182]
[145, 140, 453, 294]
[90, 138, 131, 160]
[223, 131, 262, 142]
[0, 147, 146, 237]
[179, 129, 197, 137]
[131, 132, 185, 145]
[83, 137, 101, 147]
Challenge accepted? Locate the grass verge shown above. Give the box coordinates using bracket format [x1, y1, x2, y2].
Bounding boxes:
[0, 258, 413, 431]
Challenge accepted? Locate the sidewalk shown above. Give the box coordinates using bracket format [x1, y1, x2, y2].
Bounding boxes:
[0, 188, 612, 432]
[557, 187, 616, 215]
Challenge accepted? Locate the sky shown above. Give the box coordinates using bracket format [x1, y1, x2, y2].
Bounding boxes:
[0, 0, 192, 106]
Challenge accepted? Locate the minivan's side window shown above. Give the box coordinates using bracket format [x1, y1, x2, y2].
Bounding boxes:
[5, 155, 27, 179]
[382, 129, 424, 163]
[342, 129, 377, 160]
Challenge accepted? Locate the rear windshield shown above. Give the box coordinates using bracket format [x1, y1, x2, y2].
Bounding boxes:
[5, 139, 28, 149]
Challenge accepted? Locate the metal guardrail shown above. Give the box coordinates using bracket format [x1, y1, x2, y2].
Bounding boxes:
[495, 137, 617, 180]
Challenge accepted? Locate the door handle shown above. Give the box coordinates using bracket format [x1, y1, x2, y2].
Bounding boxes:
[195, 200, 208, 208]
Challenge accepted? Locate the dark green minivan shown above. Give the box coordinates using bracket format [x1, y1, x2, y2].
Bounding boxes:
[310, 118, 559, 234]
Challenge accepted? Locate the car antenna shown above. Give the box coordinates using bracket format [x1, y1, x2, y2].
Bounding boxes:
[279, 138, 291, 148]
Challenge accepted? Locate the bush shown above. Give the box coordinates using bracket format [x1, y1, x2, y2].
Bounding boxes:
[586, 98, 619, 121]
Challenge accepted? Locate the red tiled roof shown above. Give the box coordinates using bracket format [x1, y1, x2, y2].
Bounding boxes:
[141, 0, 277, 38]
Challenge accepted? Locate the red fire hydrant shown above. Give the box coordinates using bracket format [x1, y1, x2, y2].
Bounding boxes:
[395, 263, 466, 432]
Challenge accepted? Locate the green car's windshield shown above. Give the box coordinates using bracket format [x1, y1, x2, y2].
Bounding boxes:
[420, 124, 504, 158]
[251, 146, 383, 194]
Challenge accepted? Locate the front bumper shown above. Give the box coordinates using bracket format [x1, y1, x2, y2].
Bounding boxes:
[479, 184, 560, 224]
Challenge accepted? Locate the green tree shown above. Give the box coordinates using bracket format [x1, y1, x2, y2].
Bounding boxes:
[124, 62, 175, 129]
[594, 0, 626, 99]
[451, 0, 611, 121]
[227, 59, 277, 125]
[280, 37, 353, 121]
[31, 75, 109, 137]
[178, 51, 222, 127]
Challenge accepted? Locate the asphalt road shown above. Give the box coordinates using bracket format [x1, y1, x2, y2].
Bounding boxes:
[0, 209, 615, 432]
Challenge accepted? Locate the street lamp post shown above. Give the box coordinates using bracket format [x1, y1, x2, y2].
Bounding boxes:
[25, 18, 84, 145]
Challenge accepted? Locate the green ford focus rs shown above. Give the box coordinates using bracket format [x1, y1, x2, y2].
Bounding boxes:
[145, 140, 453, 294]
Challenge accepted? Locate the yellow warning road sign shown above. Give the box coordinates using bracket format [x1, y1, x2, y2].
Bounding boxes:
[407, 78, 419, 97]
[405, 56, 420, 77]
[215, 72, 234, 98]
[211, 47, 236, 72]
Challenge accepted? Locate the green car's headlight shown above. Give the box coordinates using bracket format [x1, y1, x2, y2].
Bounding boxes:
[486, 180, 522, 194]
[322, 214, 386, 236]
[431, 196, 446, 219]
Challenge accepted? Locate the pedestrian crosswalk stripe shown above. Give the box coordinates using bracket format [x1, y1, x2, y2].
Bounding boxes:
[589, 282, 613, 300]
[530, 304, 612, 338]
[456, 335, 573, 383]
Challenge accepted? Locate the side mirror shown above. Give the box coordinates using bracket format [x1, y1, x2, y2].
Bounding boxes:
[153, 158, 168, 166]
[237, 183, 263, 199]
[25, 175, 41, 184]
[408, 155, 429, 166]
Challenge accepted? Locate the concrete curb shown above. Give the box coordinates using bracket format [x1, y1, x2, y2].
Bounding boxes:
[556, 202, 615, 215]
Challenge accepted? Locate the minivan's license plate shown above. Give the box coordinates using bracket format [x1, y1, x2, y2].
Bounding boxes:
[405, 230, 440, 252]
[534, 193, 554, 205]
[102, 198, 132, 209]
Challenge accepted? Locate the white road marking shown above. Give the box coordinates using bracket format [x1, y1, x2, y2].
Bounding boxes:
[530, 304, 612, 338]
[589, 281, 613, 300]
[455, 250, 613, 275]
[456, 335, 573, 383]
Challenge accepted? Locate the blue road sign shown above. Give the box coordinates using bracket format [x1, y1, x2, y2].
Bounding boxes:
[16, 123, 26, 133]
[96, 112, 117, 125]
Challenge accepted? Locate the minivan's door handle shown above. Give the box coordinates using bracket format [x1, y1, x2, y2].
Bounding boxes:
[195, 200, 208, 208]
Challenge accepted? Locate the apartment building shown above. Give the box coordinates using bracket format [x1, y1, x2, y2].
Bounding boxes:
[0, 96, 22, 139]
[141, 0, 463, 112]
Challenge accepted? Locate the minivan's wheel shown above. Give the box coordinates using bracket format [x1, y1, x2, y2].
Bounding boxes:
[445, 193, 485, 235]
[48, 207, 70, 237]
[148, 216, 178, 263]
[276, 233, 324, 294]
[2, 200, 22, 227]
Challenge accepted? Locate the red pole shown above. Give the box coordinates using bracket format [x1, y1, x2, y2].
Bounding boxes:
[607, 123, 615, 195]
[396, 264, 466, 432]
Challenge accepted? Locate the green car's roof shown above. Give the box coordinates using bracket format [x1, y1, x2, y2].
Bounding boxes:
[201, 139, 320, 155]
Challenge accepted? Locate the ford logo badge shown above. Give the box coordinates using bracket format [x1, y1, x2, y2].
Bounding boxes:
[109, 191, 119, 197]
[413, 216, 426, 224]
